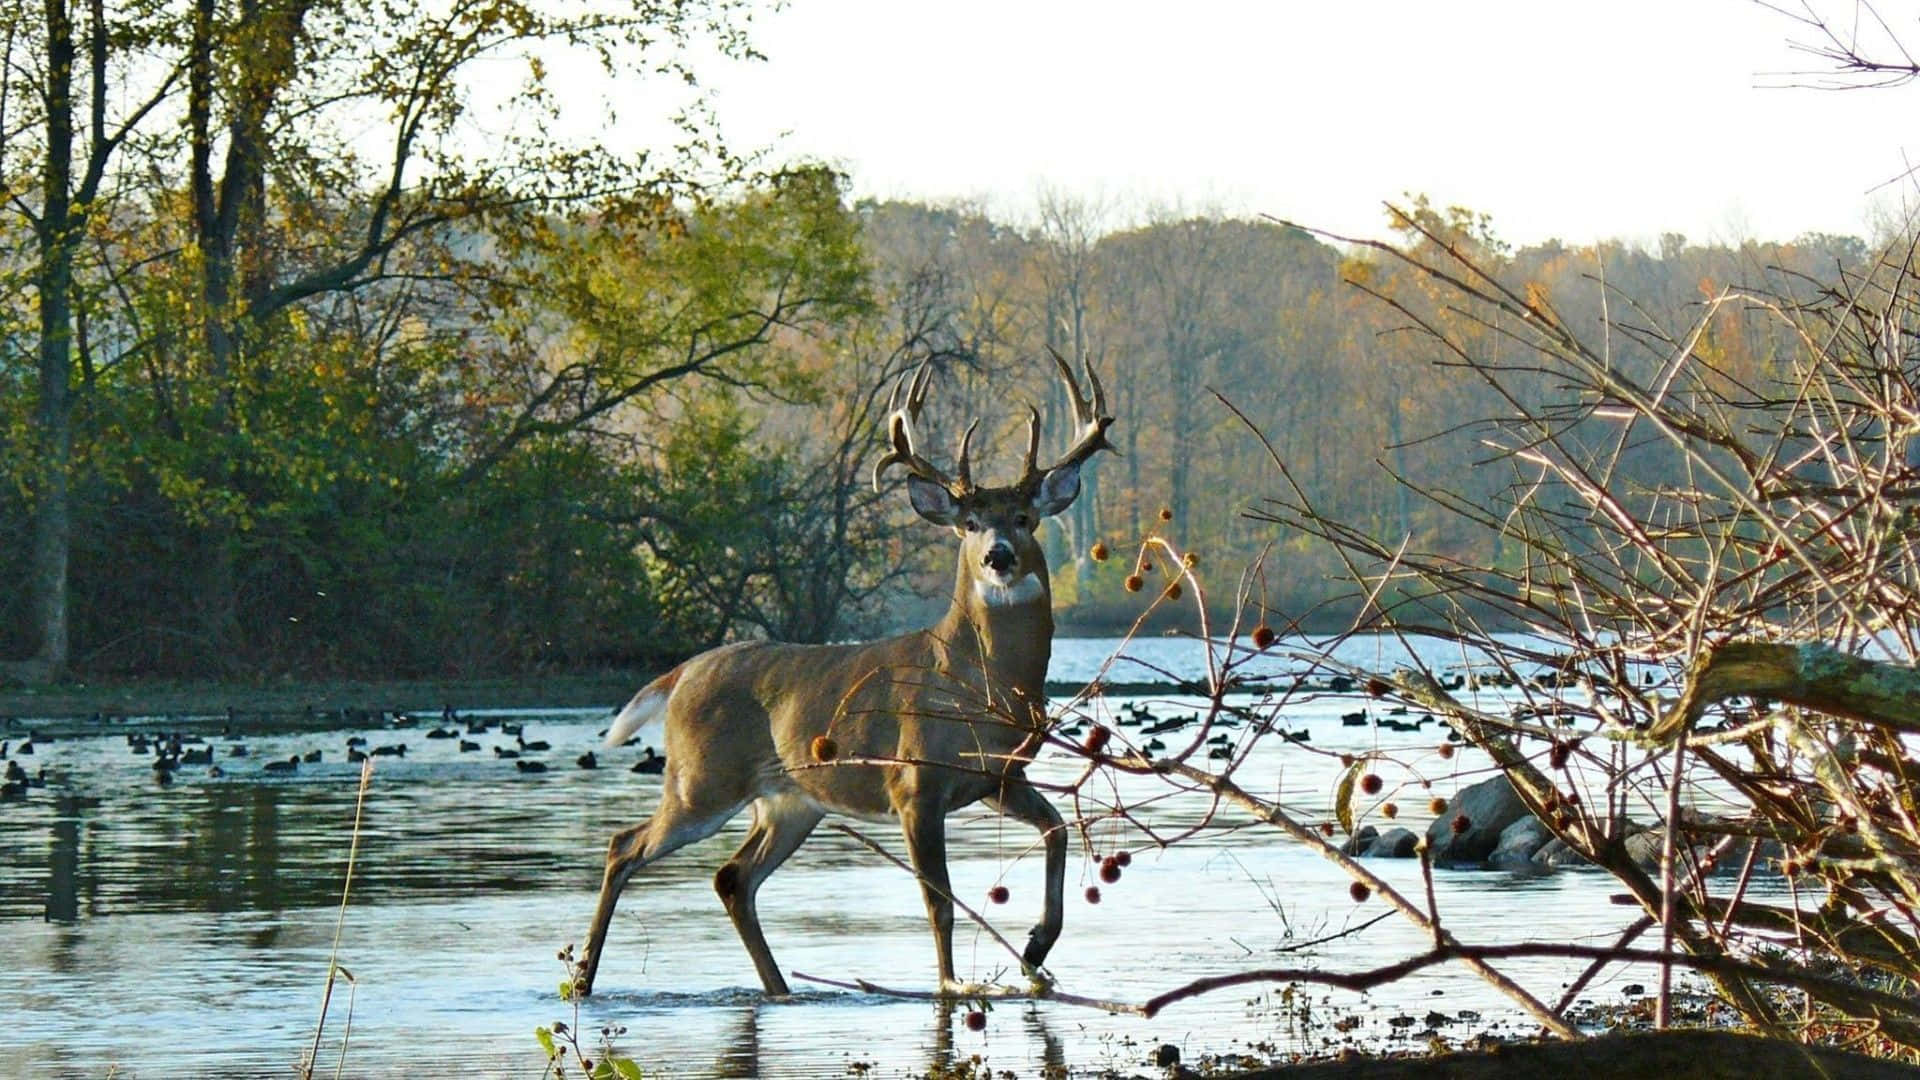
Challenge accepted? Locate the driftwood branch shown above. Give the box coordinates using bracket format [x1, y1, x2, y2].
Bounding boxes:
[1650, 642, 1920, 742]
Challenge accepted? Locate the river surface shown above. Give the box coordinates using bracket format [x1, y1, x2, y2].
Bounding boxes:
[1, 635, 1786, 1077]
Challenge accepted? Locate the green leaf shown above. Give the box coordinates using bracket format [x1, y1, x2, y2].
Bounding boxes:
[591, 1061, 615, 1080]
[536, 1026, 558, 1060]
[612, 1058, 644, 1080]
[1334, 756, 1364, 836]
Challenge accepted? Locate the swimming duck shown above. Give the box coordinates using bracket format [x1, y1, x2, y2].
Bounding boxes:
[264, 755, 300, 774]
[515, 759, 548, 774]
[630, 747, 665, 775]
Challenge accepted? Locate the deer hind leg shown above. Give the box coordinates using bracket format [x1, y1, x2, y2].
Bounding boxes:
[714, 792, 823, 996]
[986, 780, 1067, 973]
[577, 790, 742, 997]
[900, 801, 958, 990]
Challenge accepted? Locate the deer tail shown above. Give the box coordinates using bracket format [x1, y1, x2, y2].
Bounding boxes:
[604, 665, 683, 748]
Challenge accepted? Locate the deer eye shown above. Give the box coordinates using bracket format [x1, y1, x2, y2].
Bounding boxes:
[963, 516, 980, 532]
[1015, 513, 1032, 529]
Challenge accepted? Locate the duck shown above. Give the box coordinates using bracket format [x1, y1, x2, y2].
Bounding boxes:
[345, 735, 368, 749]
[516, 733, 550, 753]
[370, 743, 406, 757]
[15, 739, 32, 756]
[227, 744, 248, 758]
[630, 747, 665, 774]
[500, 721, 524, 736]
[4, 760, 26, 784]
[264, 755, 300, 774]
[576, 751, 598, 770]
[426, 727, 459, 739]
[493, 745, 520, 759]
[181, 746, 214, 766]
[1340, 710, 1369, 727]
[302, 749, 323, 763]
[516, 759, 548, 774]
[346, 747, 368, 763]
[458, 739, 480, 753]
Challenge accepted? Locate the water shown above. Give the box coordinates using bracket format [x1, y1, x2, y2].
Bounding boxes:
[1, 636, 1786, 1077]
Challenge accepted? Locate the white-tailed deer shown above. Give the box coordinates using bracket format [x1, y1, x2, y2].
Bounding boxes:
[576, 354, 1115, 997]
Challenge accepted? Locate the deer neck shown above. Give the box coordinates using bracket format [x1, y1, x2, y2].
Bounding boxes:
[933, 558, 1054, 696]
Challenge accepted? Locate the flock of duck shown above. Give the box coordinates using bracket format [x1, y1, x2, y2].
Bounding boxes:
[0, 704, 668, 801]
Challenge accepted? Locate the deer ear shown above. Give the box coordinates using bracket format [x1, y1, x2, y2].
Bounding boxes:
[906, 475, 962, 526]
[1030, 462, 1082, 518]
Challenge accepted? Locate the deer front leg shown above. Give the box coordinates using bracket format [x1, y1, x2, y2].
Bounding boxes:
[900, 802, 958, 990]
[987, 781, 1066, 973]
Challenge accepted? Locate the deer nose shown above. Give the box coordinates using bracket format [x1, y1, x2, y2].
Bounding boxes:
[982, 544, 1016, 573]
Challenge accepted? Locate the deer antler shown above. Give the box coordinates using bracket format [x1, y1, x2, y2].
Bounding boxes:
[1020, 347, 1117, 489]
[871, 361, 977, 494]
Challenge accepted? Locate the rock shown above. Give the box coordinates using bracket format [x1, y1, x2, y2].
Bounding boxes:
[1365, 826, 1420, 858]
[1532, 837, 1591, 869]
[1488, 816, 1554, 870]
[1340, 824, 1379, 856]
[1425, 774, 1531, 866]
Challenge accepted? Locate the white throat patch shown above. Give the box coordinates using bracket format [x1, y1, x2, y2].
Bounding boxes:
[976, 573, 1046, 608]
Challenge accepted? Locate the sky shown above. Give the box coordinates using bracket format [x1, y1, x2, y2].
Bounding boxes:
[664, 0, 1920, 247]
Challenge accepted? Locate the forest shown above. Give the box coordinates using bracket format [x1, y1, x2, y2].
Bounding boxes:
[0, 0, 1878, 683]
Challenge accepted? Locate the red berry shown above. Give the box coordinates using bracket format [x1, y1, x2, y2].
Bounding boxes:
[1090, 541, 1109, 562]
[1437, 743, 1454, 759]
[1158, 507, 1173, 522]
[1360, 773, 1383, 795]
[1450, 813, 1471, 835]
[1099, 860, 1121, 884]
[1429, 797, 1448, 815]
[1162, 581, 1182, 601]
[1349, 881, 1370, 902]
[1124, 574, 1144, 593]
[987, 885, 1009, 905]
[1365, 677, 1389, 698]
[1084, 885, 1102, 903]
[1084, 725, 1111, 754]
[1381, 802, 1399, 819]
[1251, 624, 1276, 649]
[965, 1010, 986, 1031]
[1113, 850, 1132, 868]
[810, 735, 838, 762]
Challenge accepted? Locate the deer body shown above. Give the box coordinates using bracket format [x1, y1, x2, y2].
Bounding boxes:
[577, 356, 1113, 998]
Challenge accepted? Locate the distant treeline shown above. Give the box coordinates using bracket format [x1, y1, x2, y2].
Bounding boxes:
[1, 178, 1868, 679]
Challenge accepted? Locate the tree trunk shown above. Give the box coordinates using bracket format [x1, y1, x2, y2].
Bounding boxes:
[7, 0, 80, 685]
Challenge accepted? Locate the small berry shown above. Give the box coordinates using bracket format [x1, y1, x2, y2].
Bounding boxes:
[1318, 822, 1335, 837]
[1084, 725, 1111, 754]
[1339, 753, 1355, 767]
[810, 735, 838, 762]
[1360, 773, 1383, 795]
[1348, 881, 1370, 902]
[1139, 557, 1154, 574]
[1084, 885, 1102, 903]
[1549, 741, 1572, 769]
[1251, 624, 1276, 649]
[1365, 677, 1389, 698]
[1158, 507, 1173, 521]
[1163, 581, 1182, 601]
[1090, 541, 1110, 562]
[1182, 552, 1198, 568]
[1100, 859, 1121, 884]
[987, 885, 1009, 905]
[1113, 850, 1132, 868]
[1124, 574, 1144, 593]
[1382, 802, 1399, 819]
[1437, 743, 1455, 760]
[1429, 797, 1448, 815]
[1450, 813, 1472, 835]
[965, 1010, 987, 1031]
